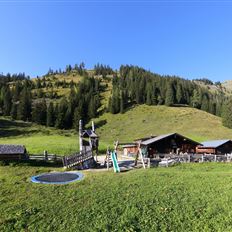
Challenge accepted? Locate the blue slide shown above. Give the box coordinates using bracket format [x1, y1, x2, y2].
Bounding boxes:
[111, 151, 120, 173]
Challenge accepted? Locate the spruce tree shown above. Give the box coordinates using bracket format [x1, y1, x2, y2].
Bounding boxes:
[120, 91, 125, 113]
[176, 83, 183, 104]
[222, 99, 232, 129]
[201, 95, 209, 112]
[3, 87, 12, 116]
[191, 89, 200, 108]
[55, 97, 68, 129]
[146, 85, 152, 106]
[40, 98, 47, 125]
[88, 96, 96, 119]
[17, 87, 31, 121]
[165, 82, 175, 106]
[64, 106, 72, 129]
[47, 102, 55, 127]
[10, 103, 17, 120]
[73, 105, 83, 131]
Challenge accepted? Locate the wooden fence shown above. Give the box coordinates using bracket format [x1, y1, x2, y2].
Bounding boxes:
[29, 154, 63, 162]
[155, 153, 231, 163]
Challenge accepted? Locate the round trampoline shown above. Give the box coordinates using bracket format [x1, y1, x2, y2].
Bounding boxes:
[31, 172, 84, 184]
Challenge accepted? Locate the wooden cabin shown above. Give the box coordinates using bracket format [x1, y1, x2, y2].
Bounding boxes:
[0, 145, 28, 160]
[196, 140, 232, 155]
[140, 133, 201, 158]
[121, 133, 201, 158]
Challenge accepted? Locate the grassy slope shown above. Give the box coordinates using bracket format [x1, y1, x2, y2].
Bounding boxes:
[1, 163, 232, 231]
[1, 105, 232, 155]
[95, 105, 232, 143]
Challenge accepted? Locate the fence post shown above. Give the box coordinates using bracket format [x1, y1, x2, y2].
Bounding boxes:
[214, 155, 217, 162]
[188, 155, 190, 163]
[201, 155, 204, 163]
[44, 150, 48, 161]
[147, 158, 150, 168]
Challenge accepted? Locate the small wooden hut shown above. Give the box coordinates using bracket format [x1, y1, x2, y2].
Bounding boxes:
[0, 145, 28, 160]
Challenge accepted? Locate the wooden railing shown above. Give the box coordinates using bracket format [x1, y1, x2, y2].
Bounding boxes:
[62, 149, 93, 168]
[29, 154, 63, 162]
[153, 153, 229, 163]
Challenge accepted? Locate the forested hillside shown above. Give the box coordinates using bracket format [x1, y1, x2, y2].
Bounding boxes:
[0, 63, 232, 130]
[108, 65, 227, 116]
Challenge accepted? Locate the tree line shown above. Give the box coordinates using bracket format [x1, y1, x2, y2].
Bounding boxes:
[0, 76, 101, 130]
[2, 64, 232, 130]
[108, 65, 227, 116]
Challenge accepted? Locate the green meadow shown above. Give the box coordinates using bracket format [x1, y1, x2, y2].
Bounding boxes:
[1, 106, 232, 231]
[1, 105, 232, 155]
[1, 163, 232, 231]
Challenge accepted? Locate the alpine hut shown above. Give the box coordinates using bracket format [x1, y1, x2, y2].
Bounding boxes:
[140, 133, 201, 158]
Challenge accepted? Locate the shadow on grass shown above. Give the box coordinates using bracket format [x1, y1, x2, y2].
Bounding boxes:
[0, 118, 42, 137]
[0, 119, 31, 128]
[0, 159, 63, 168]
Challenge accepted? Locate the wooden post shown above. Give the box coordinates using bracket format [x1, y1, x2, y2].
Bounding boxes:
[106, 146, 110, 170]
[201, 155, 204, 163]
[114, 141, 119, 160]
[188, 154, 190, 163]
[79, 120, 83, 154]
[147, 158, 150, 168]
[44, 150, 48, 161]
[140, 148, 146, 169]
[214, 155, 217, 162]
[92, 121, 95, 132]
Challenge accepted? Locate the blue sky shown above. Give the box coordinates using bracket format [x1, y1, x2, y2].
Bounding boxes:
[0, 1, 232, 81]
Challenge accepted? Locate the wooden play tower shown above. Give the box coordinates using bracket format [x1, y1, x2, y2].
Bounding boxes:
[62, 120, 99, 169]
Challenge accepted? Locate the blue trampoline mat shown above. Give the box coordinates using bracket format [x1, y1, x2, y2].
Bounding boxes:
[31, 172, 84, 184]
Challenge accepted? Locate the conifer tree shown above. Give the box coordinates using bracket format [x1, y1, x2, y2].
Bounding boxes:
[55, 97, 68, 129]
[73, 105, 84, 131]
[176, 83, 183, 104]
[47, 102, 55, 127]
[17, 87, 31, 121]
[119, 91, 126, 113]
[146, 85, 152, 105]
[201, 95, 209, 112]
[10, 103, 17, 120]
[222, 99, 232, 128]
[3, 86, 12, 116]
[88, 96, 96, 119]
[165, 82, 175, 106]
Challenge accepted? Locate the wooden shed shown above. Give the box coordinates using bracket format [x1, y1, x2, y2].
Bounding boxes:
[141, 133, 201, 157]
[196, 140, 232, 155]
[122, 143, 138, 157]
[0, 145, 28, 160]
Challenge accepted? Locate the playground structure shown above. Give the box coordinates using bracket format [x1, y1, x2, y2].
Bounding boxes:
[62, 120, 150, 172]
[62, 120, 99, 169]
[104, 141, 150, 172]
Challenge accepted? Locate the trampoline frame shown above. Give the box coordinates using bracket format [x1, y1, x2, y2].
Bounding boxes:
[31, 171, 84, 184]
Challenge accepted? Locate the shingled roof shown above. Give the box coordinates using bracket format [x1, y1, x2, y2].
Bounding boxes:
[0, 145, 26, 155]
